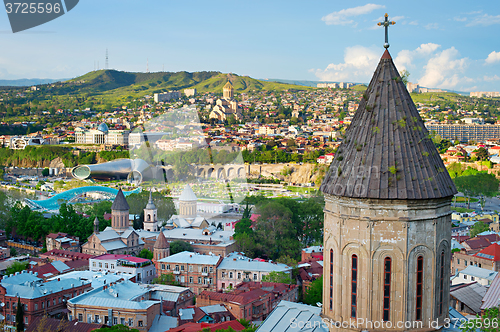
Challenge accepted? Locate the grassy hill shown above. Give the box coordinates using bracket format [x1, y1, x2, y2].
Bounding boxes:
[52, 70, 313, 106]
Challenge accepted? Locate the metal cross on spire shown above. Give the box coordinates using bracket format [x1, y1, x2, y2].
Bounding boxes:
[377, 13, 396, 49]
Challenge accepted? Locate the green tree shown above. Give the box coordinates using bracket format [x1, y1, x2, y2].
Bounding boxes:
[303, 276, 322, 306]
[460, 306, 500, 332]
[93, 324, 139, 332]
[138, 248, 153, 260]
[399, 70, 410, 85]
[169, 240, 193, 255]
[41, 168, 49, 177]
[470, 221, 490, 238]
[6, 262, 28, 276]
[262, 271, 292, 284]
[153, 273, 180, 286]
[16, 298, 24, 332]
[475, 147, 489, 161]
[454, 173, 499, 209]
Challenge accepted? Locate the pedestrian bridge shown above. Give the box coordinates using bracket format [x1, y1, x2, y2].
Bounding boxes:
[25, 186, 141, 212]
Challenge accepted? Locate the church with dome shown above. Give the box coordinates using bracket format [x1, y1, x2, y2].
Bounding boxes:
[209, 81, 242, 122]
[82, 188, 144, 256]
[164, 184, 209, 229]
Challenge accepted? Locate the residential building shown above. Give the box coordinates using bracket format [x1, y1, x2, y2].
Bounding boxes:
[40, 249, 93, 263]
[217, 252, 292, 290]
[184, 88, 196, 97]
[157, 251, 222, 295]
[481, 273, 500, 312]
[197, 282, 298, 321]
[142, 284, 194, 317]
[89, 254, 156, 284]
[26, 317, 105, 332]
[167, 321, 245, 332]
[67, 279, 160, 332]
[470, 91, 500, 98]
[451, 265, 498, 286]
[0, 270, 92, 328]
[178, 304, 235, 325]
[154, 91, 181, 103]
[452, 243, 500, 274]
[425, 123, 500, 143]
[450, 282, 487, 316]
[301, 245, 323, 261]
[45, 232, 80, 252]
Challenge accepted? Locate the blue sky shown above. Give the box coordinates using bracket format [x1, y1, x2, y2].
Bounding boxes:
[0, 0, 499, 92]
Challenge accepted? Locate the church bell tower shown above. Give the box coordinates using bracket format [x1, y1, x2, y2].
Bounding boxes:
[320, 14, 457, 331]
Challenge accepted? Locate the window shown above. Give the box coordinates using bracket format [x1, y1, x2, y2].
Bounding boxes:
[138, 321, 143, 327]
[464, 275, 467, 280]
[113, 317, 118, 325]
[479, 263, 482, 268]
[238, 272, 241, 279]
[92, 262, 96, 267]
[181, 276, 185, 283]
[5, 302, 8, 309]
[120, 318, 125, 325]
[222, 272, 226, 278]
[95, 315, 99, 324]
[210, 267, 213, 273]
[161, 264, 165, 270]
[439, 251, 445, 316]
[457, 259, 460, 265]
[6, 315, 9, 322]
[105, 263, 108, 269]
[383, 257, 391, 322]
[416, 256, 423, 321]
[198, 277, 202, 284]
[166, 264, 170, 270]
[128, 318, 133, 326]
[175, 265, 179, 271]
[53, 299, 56, 306]
[111, 264, 114, 269]
[25, 317, 28, 324]
[189, 265, 193, 272]
[351, 254, 358, 318]
[47, 300, 50, 308]
[189, 277, 193, 283]
[58, 297, 61, 304]
[253, 273, 258, 280]
[330, 249, 333, 310]
[78, 314, 83, 322]
[471, 276, 475, 281]
[229, 272, 233, 278]
[465, 260, 467, 266]
[99, 262, 102, 268]
[181, 265, 185, 271]
[34, 303, 38, 310]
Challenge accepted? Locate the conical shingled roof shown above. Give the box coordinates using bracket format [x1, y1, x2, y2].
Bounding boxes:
[154, 231, 169, 249]
[111, 188, 130, 211]
[320, 50, 457, 200]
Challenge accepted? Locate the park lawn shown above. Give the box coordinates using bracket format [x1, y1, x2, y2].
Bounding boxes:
[451, 207, 476, 213]
[454, 197, 478, 202]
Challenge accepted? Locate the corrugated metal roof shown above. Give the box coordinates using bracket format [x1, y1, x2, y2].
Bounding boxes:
[179, 308, 195, 320]
[200, 304, 227, 314]
[320, 50, 457, 200]
[450, 282, 487, 314]
[458, 266, 498, 280]
[219, 253, 291, 273]
[481, 273, 500, 310]
[158, 251, 221, 265]
[257, 300, 327, 332]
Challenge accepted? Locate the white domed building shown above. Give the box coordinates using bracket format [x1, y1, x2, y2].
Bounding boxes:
[75, 122, 129, 145]
[166, 184, 209, 229]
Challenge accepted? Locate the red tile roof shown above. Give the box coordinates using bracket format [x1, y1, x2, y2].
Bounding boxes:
[474, 243, 500, 261]
[464, 237, 492, 250]
[200, 288, 269, 305]
[42, 249, 93, 260]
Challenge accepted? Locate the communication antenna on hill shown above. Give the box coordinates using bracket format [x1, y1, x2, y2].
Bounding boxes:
[105, 49, 109, 70]
[147, 58, 149, 73]
[97, 61, 99, 70]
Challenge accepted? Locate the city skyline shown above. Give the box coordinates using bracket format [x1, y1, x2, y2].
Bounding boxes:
[0, 0, 499, 92]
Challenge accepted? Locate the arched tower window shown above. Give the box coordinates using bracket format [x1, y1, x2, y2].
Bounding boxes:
[416, 256, 423, 321]
[351, 254, 358, 318]
[439, 250, 445, 316]
[383, 257, 391, 321]
[330, 249, 333, 310]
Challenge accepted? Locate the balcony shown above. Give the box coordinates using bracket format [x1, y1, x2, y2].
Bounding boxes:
[201, 272, 208, 276]
[173, 271, 180, 275]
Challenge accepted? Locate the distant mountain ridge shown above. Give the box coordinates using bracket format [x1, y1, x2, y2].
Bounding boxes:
[0, 78, 65, 87]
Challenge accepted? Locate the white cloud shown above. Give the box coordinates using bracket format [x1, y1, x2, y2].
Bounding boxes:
[424, 23, 439, 30]
[454, 17, 467, 22]
[466, 14, 500, 26]
[485, 51, 500, 64]
[314, 45, 380, 82]
[322, 4, 385, 26]
[418, 47, 470, 89]
[484, 75, 500, 82]
[409, 20, 418, 25]
[394, 43, 440, 70]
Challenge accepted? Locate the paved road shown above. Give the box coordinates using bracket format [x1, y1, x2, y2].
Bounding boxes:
[453, 193, 500, 212]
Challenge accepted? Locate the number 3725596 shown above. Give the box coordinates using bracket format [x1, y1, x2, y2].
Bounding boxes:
[5, 2, 61, 14]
